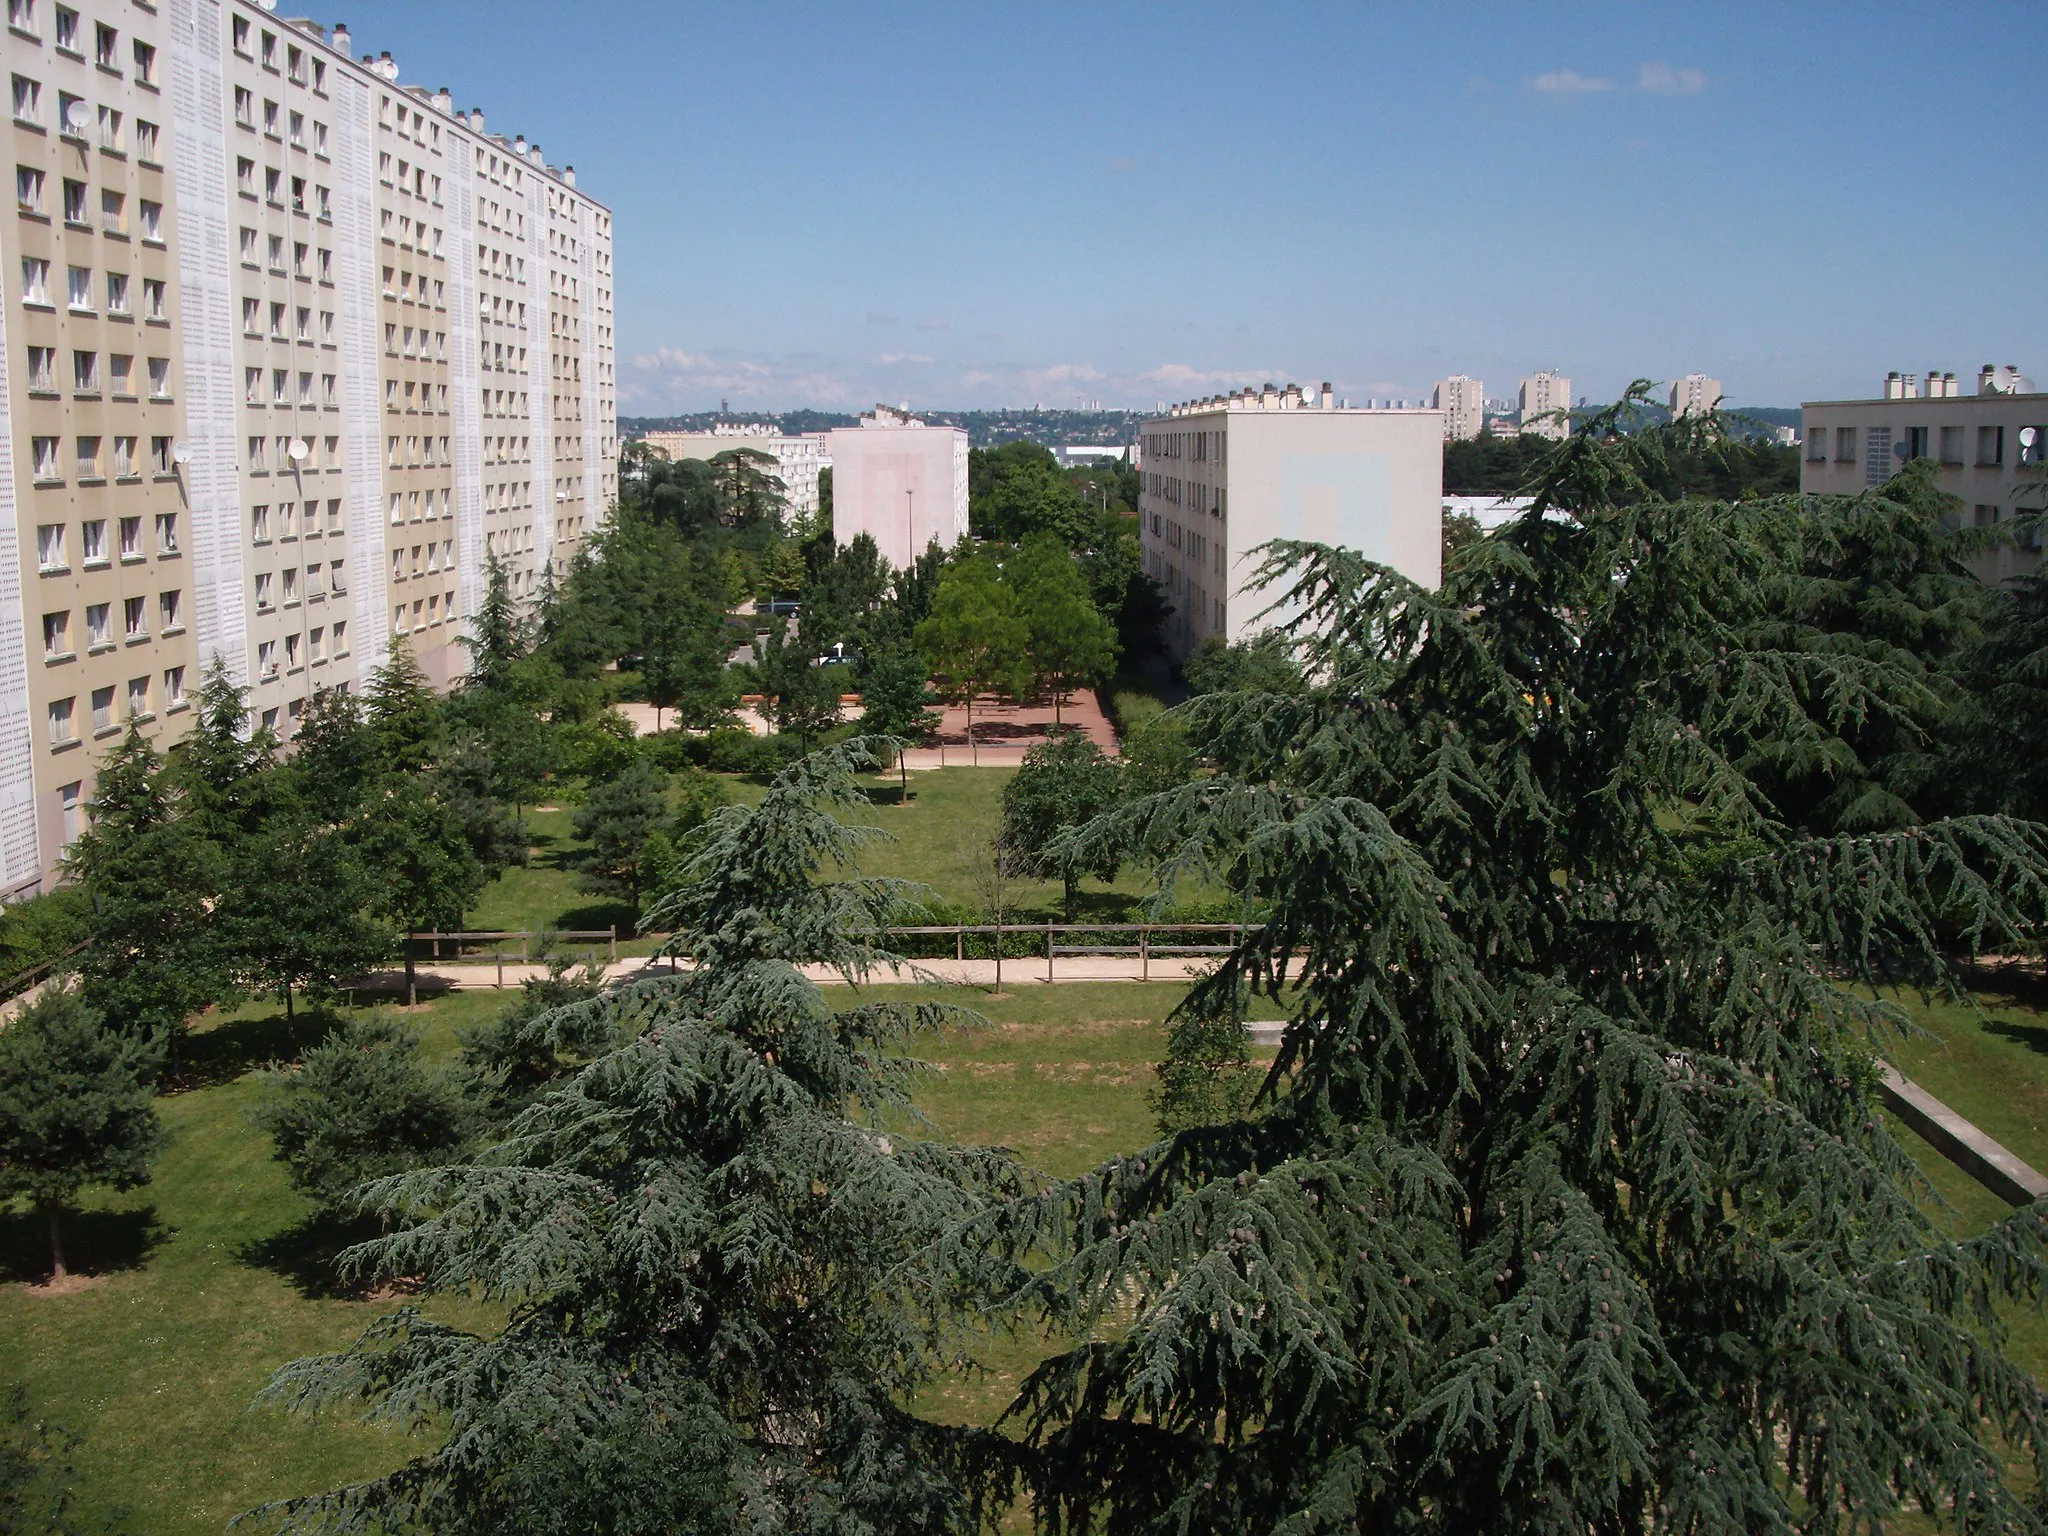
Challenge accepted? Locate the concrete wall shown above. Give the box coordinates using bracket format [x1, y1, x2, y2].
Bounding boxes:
[825, 422, 968, 570]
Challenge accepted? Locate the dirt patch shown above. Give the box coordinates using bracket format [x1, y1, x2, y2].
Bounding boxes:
[20, 1272, 104, 1296]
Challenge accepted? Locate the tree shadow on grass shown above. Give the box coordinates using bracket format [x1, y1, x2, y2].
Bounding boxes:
[1957, 960, 2048, 1017]
[0, 1204, 166, 1285]
[163, 1006, 345, 1094]
[237, 1210, 385, 1301]
[545, 902, 634, 938]
[1982, 1016, 2048, 1058]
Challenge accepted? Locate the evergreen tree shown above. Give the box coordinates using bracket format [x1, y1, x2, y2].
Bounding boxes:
[363, 641, 442, 777]
[1006, 533, 1119, 723]
[66, 725, 225, 1051]
[571, 758, 672, 923]
[973, 392, 2048, 1534]
[227, 811, 388, 1024]
[253, 1016, 466, 1216]
[462, 554, 527, 693]
[358, 775, 488, 1006]
[1149, 973, 1259, 1135]
[0, 992, 162, 1281]
[288, 686, 377, 825]
[174, 654, 273, 842]
[708, 446, 787, 527]
[858, 642, 941, 799]
[999, 730, 1124, 918]
[248, 746, 1024, 1534]
[915, 554, 1028, 763]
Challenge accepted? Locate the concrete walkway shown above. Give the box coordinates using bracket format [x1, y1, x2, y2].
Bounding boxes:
[358, 952, 1224, 996]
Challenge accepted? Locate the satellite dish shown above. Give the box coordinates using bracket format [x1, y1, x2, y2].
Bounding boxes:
[287, 438, 310, 462]
[1893, 441, 1909, 458]
[2023, 427, 2040, 450]
[171, 442, 192, 465]
[64, 100, 92, 134]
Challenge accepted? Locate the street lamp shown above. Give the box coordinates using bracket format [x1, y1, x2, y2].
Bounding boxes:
[905, 486, 915, 567]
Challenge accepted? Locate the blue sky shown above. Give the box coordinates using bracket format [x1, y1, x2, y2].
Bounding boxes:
[342, 2, 2043, 413]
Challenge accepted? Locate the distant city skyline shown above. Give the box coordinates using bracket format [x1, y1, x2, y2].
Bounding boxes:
[333, 0, 2043, 412]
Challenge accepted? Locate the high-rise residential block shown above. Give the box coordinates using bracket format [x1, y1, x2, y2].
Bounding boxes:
[0, 3, 615, 897]
[1801, 364, 2046, 588]
[1431, 375, 1484, 441]
[1518, 371, 1572, 440]
[641, 425, 827, 524]
[1670, 373, 1722, 418]
[1137, 382, 1444, 662]
[825, 406, 968, 571]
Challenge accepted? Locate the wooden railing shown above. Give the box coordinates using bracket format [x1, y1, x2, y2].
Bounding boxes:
[0, 940, 90, 1006]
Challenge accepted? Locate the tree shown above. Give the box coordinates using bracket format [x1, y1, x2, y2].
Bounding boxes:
[462, 555, 527, 693]
[750, 623, 841, 750]
[1148, 973, 1258, 1134]
[358, 776, 488, 1006]
[708, 446, 787, 527]
[977, 392, 2048, 1533]
[969, 440, 1090, 546]
[253, 1016, 466, 1216]
[0, 992, 162, 1281]
[248, 746, 1022, 1534]
[999, 730, 1123, 919]
[571, 758, 671, 923]
[1182, 629, 1305, 696]
[363, 641, 442, 777]
[915, 554, 1027, 764]
[227, 813, 388, 1024]
[1006, 534, 1118, 723]
[66, 725, 225, 1053]
[857, 642, 941, 799]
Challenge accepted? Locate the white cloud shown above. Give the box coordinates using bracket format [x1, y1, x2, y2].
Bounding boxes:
[1636, 60, 1706, 95]
[1140, 363, 1284, 389]
[1532, 68, 1614, 96]
[874, 352, 935, 366]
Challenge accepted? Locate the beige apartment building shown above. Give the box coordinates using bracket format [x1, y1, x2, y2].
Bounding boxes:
[1431, 375, 1484, 441]
[1518, 371, 1571, 440]
[1670, 373, 1721, 418]
[1138, 382, 1443, 662]
[1, 1, 615, 897]
[1801, 365, 2047, 588]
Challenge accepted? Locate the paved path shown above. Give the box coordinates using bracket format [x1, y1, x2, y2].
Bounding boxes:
[358, 952, 1226, 996]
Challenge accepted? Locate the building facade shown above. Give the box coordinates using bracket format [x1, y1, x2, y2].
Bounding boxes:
[1801, 365, 2047, 587]
[1137, 381, 1444, 662]
[1431, 375, 1484, 441]
[641, 424, 826, 524]
[1, 2, 615, 896]
[824, 405, 968, 570]
[1670, 373, 1721, 418]
[1518, 371, 1572, 439]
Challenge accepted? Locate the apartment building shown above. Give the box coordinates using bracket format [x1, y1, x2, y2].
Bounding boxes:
[642, 423, 827, 524]
[1137, 382, 1444, 662]
[825, 405, 968, 571]
[1518, 371, 1572, 440]
[1801, 365, 2047, 587]
[1, 1, 615, 896]
[1431, 375, 1484, 441]
[1670, 373, 1721, 418]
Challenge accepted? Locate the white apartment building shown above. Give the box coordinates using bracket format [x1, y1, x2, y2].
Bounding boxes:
[1138, 381, 1444, 662]
[1431, 375, 1484, 441]
[1518, 371, 1572, 440]
[1, 2, 615, 896]
[825, 405, 968, 570]
[1670, 373, 1721, 418]
[1801, 365, 2047, 587]
[641, 423, 826, 524]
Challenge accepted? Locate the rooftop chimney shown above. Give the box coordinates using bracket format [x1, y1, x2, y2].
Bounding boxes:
[513, 135, 527, 156]
[469, 107, 484, 133]
[376, 49, 398, 81]
[330, 21, 349, 53]
[562, 165, 576, 187]
[433, 86, 451, 113]
[1321, 380, 1334, 409]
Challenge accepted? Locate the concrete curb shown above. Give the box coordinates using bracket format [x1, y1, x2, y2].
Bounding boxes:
[1879, 1066, 2048, 1207]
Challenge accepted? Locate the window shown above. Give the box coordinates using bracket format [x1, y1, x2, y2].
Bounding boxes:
[1979, 426, 2005, 466]
[264, 166, 280, 203]
[260, 28, 275, 68]
[90, 686, 115, 733]
[295, 307, 310, 342]
[6, 0, 35, 34]
[330, 557, 346, 591]
[138, 199, 160, 241]
[10, 74, 40, 124]
[1834, 426, 1856, 463]
[126, 676, 148, 720]
[163, 666, 185, 709]
[35, 522, 64, 567]
[61, 178, 86, 222]
[85, 603, 109, 648]
[231, 14, 249, 55]
[244, 365, 261, 405]
[142, 277, 164, 320]
[93, 21, 115, 68]
[271, 367, 287, 405]
[308, 625, 324, 662]
[118, 516, 140, 558]
[97, 103, 121, 151]
[146, 357, 168, 397]
[317, 247, 332, 281]
[283, 632, 300, 669]
[251, 504, 270, 541]
[71, 349, 97, 391]
[111, 434, 134, 474]
[234, 86, 253, 126]
[49, 697, 75, 746]
[56, 90, 82, 137]
[277, 500, 295, 537]
[66, 264, 90, 310]
[247, 435, 267, 470]
[15, 164, 42, 212]
[155, 513, 177, 553]
[332, 619, 347, 654]
[241, 296, 260, 333]
[390, 548, 404, 581]
[1803, 431, 1825, 462]
[25, 345, 53, 391]
[134, 120, 157, 161]
[158, 590, 181, 632]
[257, 639, 276, 675]
[74, 435, 101, 477]
[1939, 425, 1964, 466]
[254, 571, 273, 609]
[297, 369, 312, 404]
[100, 188, 125, 234]
[132, 39, 154, 85]
[326, 499, 342, 532]
[269, 300, 286, 337]
[122, 595, 145, 639]
[21, 256, 49, 304]
[42, 610, 69, 658]
[236, 156, 254, 195]
[150, 436, 171, 474]
[105, 271, 128, 312]
[1975, 504, 2000, 528]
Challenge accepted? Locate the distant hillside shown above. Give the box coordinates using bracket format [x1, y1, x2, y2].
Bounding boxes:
[621, 408, 1142, 448]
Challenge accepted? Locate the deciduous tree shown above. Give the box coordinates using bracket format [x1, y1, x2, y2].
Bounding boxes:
[915, 554, 1027, 764]
[1006, 534, 1118, 723]
[999, 730, 1123, 918]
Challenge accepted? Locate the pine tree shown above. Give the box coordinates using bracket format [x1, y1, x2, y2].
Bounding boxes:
[363, 640, 442, 777]
[571, 758, 671, 923]
[462, 554, 527, 693]
[247, 745, 1025, 1534]
[970, 392, 2048, 1533]
[0, 992, 162, 1281]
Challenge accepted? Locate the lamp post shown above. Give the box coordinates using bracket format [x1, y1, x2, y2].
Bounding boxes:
[905, 486, 915, 569]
